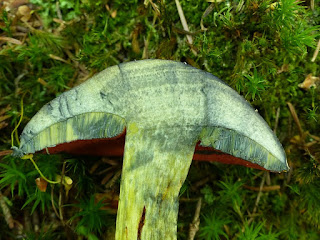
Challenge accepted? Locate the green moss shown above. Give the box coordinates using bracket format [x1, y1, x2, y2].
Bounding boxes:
[0, 0, 319, 239]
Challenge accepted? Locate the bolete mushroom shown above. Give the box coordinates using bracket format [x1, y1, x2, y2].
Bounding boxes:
[12, 59, 289, 240]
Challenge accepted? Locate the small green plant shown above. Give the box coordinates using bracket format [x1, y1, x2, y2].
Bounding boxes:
[299, 181, 320, 228]
[70, 195, 111, 234]
[199, 210, 231, 240]
[22, 188, 52, 214]
[29, 0, 81, 26]
[243, 68, 267, 101]
[200, 185, 215, 205]
[306, 88, 319, 123]
[0, 157, 36, 196]
[76, 225, 100, 240]
[237, 221, 280, 240]
[217, 179, 245, 220]
[25, 226, 58, 240]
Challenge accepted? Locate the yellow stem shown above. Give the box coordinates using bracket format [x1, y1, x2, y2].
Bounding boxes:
[115, 124, 199, 240]
[22, 154, 59, 184]
[11, 97, 24, 147]
[11, 95, 60, 185]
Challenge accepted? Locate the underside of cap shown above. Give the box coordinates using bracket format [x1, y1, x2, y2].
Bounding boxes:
[37, 132, 274, 171]
[199, 126, 289, 172]
[15, 112, 125, 156]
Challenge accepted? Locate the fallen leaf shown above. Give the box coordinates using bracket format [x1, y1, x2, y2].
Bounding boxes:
[0, 105, 11, 130]
[95, 192, 118, 213]
[0, 36, 23, 45]
[277, 64, 289, 74]
[35, 177, 48, 192]
[298, 74, 320, 90]
[17, 5, 32, 22]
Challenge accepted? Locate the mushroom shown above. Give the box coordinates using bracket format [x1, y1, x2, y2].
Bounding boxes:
[12, 59, 289, 240]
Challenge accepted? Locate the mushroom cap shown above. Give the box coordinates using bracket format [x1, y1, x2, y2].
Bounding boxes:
[13, 59, 289, 172]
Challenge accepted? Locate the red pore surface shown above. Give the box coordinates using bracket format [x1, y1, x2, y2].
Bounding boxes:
[43, 131, 266, 171]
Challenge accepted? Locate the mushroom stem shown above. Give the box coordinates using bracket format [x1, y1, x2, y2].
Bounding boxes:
[115, 123, 199, 240]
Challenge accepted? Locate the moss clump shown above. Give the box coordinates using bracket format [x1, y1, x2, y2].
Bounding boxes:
[0, 0, 319, 239]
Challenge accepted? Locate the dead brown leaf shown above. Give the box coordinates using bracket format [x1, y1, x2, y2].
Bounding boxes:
[298, 74, 320, 90]
[0, 36, 22, 45]
[0, 105, 11, 130]
[0, 150, 13, 157]
[243, 185, 281, 191]
[17, 5, 32, 22]
[277, 64, 289, 74]
[35, 178, 48, 192]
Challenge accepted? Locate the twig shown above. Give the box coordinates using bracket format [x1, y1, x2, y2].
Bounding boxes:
[14, 71, 28, 97]
[0, 150, 13, 157]
[273, 107, 280, 135]
[172, 26, 203, 36]
[34, 12, 44, 30]
[200, 3, 215, 30]
[22, 20, 36, 31]
[105, 170, 122, 189]
[251, 171, 264, 180]
[142, 36, 149, 59]
[311, 39, 320, 62]
[56, 1, 63, 20]
[243, 185, 280, 192]
[0, 36, 23, 45]
[190, 176, 210, 191]
[58, 161, 67, 225]
[59, 162, 74, 240]
[0, 191, 14, 229]
[49, 54, 70, 64]
[247, 173, 266, 225]
[253, 173, 265, 213]
[101, 172, 114, 185]
[142, 4, 158, 59]
[89, 160, 102, 174]
[188, 198, 202, 240]
[175, 0, 197, 55]
[308, 133, 320, 142]
[144, 0, 160, 16]
[265, 171, 271, 186]
[51, 185, 60, 218]
[32, 210, 40, 232]
[287, 102, 316, 161]
[287, 102, 304, 138]
[24, 209, 32, 231]
[310, 0, 315, 11]
[175, 0, 192, 44]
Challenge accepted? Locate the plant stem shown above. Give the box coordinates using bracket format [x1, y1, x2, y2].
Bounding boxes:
[115, 123, 198, 240]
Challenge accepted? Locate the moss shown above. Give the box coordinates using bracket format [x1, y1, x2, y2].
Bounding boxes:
[0, 0, 319, 239]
